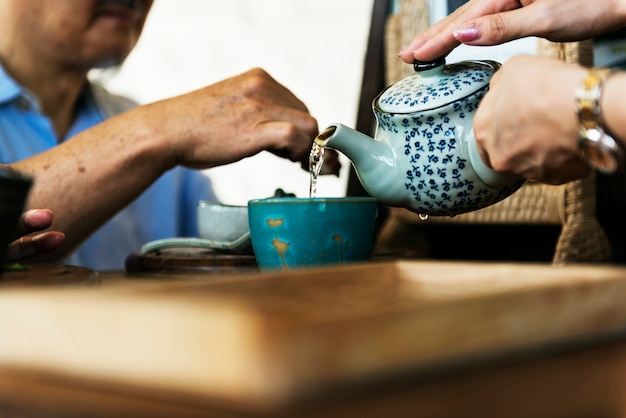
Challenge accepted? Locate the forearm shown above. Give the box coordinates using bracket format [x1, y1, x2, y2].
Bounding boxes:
[12, 105, 175, 260]
[600, 72, 626, 152]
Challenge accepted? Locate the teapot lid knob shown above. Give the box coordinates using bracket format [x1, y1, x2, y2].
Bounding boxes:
[413, 57, 446, 72]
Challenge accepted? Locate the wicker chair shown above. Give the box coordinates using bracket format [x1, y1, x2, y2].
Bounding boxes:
[353, 0, 612, 264]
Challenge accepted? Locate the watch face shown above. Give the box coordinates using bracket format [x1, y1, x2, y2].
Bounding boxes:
[581, 129, 620, 174]
[581, 141, 618, 173]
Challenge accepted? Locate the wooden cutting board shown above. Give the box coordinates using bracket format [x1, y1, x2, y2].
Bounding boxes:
[0, 263, 99, 286]
[125, 247, 258, 276]
[1, 260, 626, 410]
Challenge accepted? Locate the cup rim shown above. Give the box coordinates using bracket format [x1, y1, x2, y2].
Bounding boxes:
[248, 196, 378, 205]
[197, 200, 246, 209]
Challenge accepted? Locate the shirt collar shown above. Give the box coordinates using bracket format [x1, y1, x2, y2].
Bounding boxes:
[0, 63, 41, 110]
[0, 62, 104, 116]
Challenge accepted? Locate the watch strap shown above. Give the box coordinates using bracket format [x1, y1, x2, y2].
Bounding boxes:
[576, 68, 612, 128]
[575, 68, 623, 173]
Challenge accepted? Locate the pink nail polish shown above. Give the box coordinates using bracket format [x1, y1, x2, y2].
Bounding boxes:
[397, 50, 404, 56]
[453, 24, 480, 42]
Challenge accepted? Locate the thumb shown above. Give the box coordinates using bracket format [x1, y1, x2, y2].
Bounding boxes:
[5, 231, 65, 263]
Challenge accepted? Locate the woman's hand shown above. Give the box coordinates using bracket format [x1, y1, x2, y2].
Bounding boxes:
[473, 55, 590, 184]
[399, 0, 626, 63]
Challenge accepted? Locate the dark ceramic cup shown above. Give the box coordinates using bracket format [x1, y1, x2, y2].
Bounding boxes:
[0, 168, 33, 271]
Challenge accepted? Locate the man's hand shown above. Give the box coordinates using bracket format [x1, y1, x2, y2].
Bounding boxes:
[6, 209, 65, 262]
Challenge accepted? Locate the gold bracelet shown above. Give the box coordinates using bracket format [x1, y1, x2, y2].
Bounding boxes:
[575, 67, 623, 174]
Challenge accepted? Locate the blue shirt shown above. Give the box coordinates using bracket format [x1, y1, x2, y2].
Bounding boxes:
[0, 65, 217, 271]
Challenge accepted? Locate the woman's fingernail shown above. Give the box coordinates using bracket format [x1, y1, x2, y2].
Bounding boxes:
[453, 23, 480, 42]
[397, 50, 405, 56]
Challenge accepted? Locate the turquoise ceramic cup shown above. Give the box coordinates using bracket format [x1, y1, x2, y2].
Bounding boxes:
[247, 197, 378, 271]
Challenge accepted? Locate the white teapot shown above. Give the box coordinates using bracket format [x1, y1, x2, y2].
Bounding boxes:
[317, 58, 525, 217]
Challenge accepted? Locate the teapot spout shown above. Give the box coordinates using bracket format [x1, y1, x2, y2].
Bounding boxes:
[316, 123, 407, 207]
[316, 123, 377, 155]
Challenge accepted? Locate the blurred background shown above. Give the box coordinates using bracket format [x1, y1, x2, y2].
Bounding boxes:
[93, 0, 536, 205]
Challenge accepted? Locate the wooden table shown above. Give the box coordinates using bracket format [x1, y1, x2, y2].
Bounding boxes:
[1, 260, 626, 418]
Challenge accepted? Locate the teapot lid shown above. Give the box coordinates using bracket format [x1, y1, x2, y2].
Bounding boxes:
[377, 58, 500, 113]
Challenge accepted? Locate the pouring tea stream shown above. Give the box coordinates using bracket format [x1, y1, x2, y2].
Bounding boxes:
[313, 58, 525, 217]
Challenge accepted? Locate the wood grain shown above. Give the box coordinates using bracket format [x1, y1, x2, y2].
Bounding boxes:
[1, 260, 626, 416]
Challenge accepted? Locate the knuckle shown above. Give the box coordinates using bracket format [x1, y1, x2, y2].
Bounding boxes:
[242, 68, 271, 92]
[488, 14, 509, 40]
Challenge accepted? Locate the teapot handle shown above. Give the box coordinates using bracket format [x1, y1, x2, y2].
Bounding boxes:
[466, 128, 524, 188]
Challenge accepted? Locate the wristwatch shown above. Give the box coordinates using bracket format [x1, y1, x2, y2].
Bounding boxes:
[575, 68, 624, 174]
